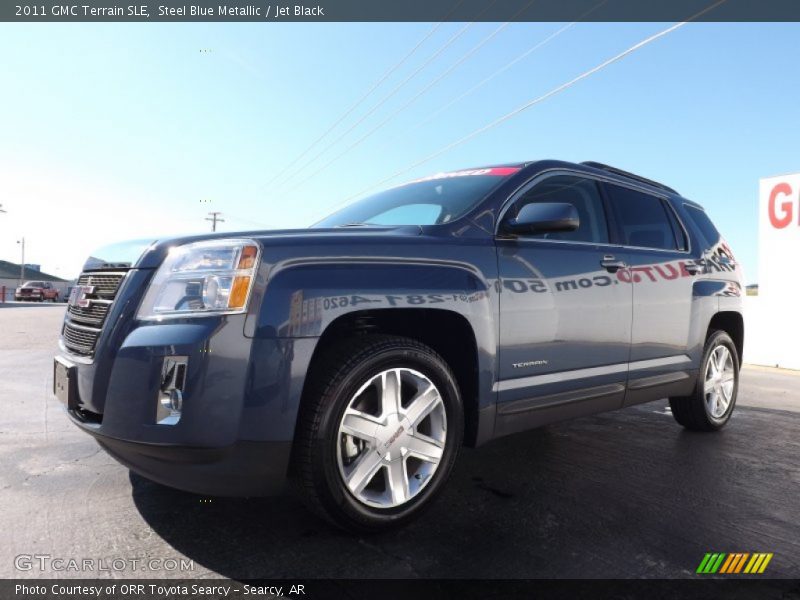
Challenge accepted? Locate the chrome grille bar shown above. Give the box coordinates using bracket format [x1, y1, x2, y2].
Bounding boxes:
[61, 271, 128, 357]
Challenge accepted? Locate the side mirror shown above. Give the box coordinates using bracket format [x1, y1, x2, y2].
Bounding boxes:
[502, 202, 579, 235]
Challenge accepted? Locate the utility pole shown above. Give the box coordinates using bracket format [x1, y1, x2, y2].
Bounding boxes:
[205, 211, 224, 232]
[17, 238, 25, 286]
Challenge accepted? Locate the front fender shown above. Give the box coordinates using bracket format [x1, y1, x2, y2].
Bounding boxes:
[247, 259, 493, 341]
[245, 259, 499, 440]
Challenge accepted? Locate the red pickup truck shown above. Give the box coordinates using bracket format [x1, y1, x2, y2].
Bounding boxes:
[15, 281, 60, 302]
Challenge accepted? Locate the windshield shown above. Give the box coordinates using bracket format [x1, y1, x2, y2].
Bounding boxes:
[314, 167, 520, 228]
[23, 281, 45, 287]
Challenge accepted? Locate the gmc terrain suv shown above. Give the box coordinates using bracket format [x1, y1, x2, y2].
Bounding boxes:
[54, 160, 743, 531]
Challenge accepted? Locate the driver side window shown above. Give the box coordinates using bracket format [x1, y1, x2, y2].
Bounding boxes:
[512, 175, 609, 244]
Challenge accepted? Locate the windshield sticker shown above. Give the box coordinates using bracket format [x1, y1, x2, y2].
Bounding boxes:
[404, 167, 520, 185]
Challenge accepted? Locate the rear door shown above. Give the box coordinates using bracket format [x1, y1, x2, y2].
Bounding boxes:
[601, 182, 697, 405]
[495, 172, 633, 436]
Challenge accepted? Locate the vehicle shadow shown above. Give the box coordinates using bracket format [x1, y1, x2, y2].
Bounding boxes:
[129, 426, 568, 579]
[130, 405, 800, 579]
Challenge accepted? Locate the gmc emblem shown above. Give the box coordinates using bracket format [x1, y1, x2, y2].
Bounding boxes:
[69, 285, 96, 308]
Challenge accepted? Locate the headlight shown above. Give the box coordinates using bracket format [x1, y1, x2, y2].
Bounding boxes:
[136, 239, 260, 320]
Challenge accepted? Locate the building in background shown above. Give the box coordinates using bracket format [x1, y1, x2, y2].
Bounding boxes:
[745, 173, 800, 370]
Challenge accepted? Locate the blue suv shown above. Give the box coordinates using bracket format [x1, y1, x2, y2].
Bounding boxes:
[54, 160, 743, 531]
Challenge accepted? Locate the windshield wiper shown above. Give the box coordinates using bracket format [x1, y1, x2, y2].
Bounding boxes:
[336, 222, 379, 228]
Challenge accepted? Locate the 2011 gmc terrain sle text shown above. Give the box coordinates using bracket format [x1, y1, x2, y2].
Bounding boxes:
[53, 160, 744, 531]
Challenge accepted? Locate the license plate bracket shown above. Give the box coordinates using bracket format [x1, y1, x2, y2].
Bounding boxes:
[53, 357, 77, 409]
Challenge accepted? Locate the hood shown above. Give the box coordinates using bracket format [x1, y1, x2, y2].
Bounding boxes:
[84, 225, 423, 271]
[83, 238, 159, 271]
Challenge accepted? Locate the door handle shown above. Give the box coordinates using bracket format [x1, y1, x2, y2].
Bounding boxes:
[686, 256, 710, 275]
[600, 255, 627, 273]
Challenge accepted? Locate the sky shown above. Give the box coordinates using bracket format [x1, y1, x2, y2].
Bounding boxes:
[1, 21, 799, 282]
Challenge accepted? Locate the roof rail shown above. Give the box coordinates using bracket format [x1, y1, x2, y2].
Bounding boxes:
[581, 161, 677, 194]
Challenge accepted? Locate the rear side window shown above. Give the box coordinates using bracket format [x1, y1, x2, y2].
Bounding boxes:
[513, 175, 609, 244]
[683, 204, 720, 246]
[605, 184, 683, 251]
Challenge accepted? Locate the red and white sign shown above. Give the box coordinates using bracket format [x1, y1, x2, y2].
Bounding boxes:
[751, 174, 800, 368]
[766, 180, 799, 229]
[759, 175, 800, 300]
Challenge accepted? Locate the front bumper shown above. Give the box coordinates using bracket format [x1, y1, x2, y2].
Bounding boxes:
[86, 427, 291, 496]
[58, 313, 318, 497]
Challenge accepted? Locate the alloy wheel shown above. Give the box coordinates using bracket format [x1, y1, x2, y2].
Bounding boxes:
[704, 345, 735, 419]
[336, 368, 447, 509]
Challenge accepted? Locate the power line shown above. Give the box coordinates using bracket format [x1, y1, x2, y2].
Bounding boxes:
[206, 211, 225, 232]
[263, 21, 447, 189]
[282, 3, 537, 194]
[267, 0, 470, 191]
[272, 21, 476, 191]
[271, 14, 489, 192]
[390, 0, 610, 142]
[327, 0, 729, 213]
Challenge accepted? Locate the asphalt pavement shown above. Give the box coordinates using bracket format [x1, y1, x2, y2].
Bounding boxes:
[1, 304, 798, 579]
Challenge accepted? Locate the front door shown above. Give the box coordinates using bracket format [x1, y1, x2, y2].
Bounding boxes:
[495, 173, 633, 436]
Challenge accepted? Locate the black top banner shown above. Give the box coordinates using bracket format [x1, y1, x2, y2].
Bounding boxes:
[4, 0, 800, 22]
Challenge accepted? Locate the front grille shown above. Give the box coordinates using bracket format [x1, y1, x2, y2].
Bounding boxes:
[67, 301, 111, 326]
[61, 271, 128, 357]
[62, 323, 101, 355]
[76, 273, 124, 297]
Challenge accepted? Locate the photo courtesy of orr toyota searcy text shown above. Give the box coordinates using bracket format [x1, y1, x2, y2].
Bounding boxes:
[15, 584, 298, 597]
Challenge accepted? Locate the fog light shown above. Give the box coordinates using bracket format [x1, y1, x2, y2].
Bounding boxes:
[164, 388, 183, 411]
[157, 356, 187, 425]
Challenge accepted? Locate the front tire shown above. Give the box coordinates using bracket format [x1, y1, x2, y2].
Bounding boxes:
[669, 330, 739, 431]
[292, 335, 463, 532]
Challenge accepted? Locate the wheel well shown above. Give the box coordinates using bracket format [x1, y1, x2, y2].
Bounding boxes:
[305, 309, 481, 446]
[708, 311, 744, 362]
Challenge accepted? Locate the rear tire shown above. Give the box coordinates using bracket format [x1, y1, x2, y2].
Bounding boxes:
[669, 330, 739, 431]
[292, 335, 463, 532]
